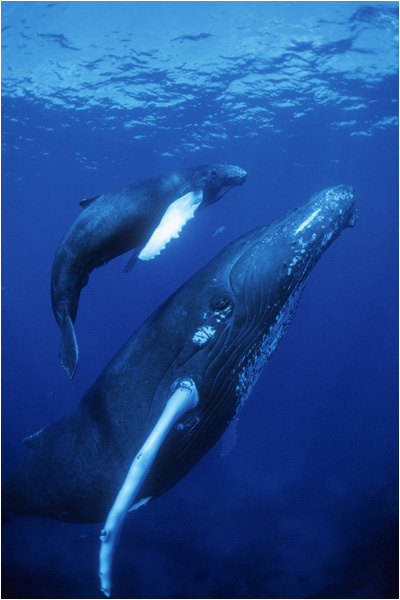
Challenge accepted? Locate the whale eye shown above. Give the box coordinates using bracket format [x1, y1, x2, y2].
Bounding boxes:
[210, 169, 217, 176]
[210, 293, 232, 312]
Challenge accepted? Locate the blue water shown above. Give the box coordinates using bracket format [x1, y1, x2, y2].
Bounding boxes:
[1, 2, 398, 598]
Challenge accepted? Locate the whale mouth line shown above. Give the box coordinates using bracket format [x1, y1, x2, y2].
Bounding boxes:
[216, 178, 246, 201]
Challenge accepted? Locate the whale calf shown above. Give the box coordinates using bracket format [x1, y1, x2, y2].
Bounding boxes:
[51, 164, 247, 380]
[5, 186, 357, 595]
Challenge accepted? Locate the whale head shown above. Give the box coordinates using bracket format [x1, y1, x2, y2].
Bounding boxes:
[226, 184, 358, 311]
[185, 185, 357, 376]
[193, 163, 247, 205]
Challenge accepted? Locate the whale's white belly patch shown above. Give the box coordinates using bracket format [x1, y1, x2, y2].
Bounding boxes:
[139, 190, 203, 261]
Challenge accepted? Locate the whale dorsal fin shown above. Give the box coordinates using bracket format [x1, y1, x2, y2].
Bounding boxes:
[138, 190, 203, 261]
[80, 195, 100, 209]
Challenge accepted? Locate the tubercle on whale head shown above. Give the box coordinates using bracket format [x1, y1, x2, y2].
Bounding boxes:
[288, 185, 358, 252]
[227, 185, 357, 299]
[194, 164, 247, 206]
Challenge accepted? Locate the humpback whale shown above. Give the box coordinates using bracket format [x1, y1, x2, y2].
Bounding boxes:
[51, 164, 247, 380]
[4, 186, 357, 596]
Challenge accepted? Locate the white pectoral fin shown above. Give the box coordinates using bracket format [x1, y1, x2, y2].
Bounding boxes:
[138, 190, 203, 261]
[99, 378, 199, 598]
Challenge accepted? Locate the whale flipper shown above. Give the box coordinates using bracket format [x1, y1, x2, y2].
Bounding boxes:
[59, 311, 79, 380]
[99, 377, 199, 598]
[123, 248, 139, 273]
[138, 190, 203, 261]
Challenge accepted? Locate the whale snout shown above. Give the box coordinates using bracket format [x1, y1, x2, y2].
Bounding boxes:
[325, 185, 358, 231]
[237, 168, 247, 185]
[200, 163, 247, 205]
[348, 207, 359, 227]
[225, 164, 247, 184]
[294, 185, 357, 238]
[342, 187, 358, 228]
[234, 166, 247, 179]
[229, 185, 358, 300]
[290, 185, 358, 265]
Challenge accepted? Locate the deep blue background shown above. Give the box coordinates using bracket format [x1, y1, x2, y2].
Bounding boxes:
[1, 2, 398, 599]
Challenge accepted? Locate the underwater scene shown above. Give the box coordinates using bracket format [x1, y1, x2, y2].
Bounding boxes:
[1, 1, 399, 599]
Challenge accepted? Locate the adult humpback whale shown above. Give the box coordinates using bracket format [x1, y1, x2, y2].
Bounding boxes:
[51, 164, 247, 380]
[4, 186, 357, 596]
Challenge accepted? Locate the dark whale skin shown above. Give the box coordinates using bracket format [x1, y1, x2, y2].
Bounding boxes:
[4, 185, 357, 524]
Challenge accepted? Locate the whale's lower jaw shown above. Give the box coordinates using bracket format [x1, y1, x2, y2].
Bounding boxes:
[215, 182, 241, 203]
[233, 281, 307, 417]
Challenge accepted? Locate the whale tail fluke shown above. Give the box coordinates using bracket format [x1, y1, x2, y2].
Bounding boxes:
[59, 312, 79, 380]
